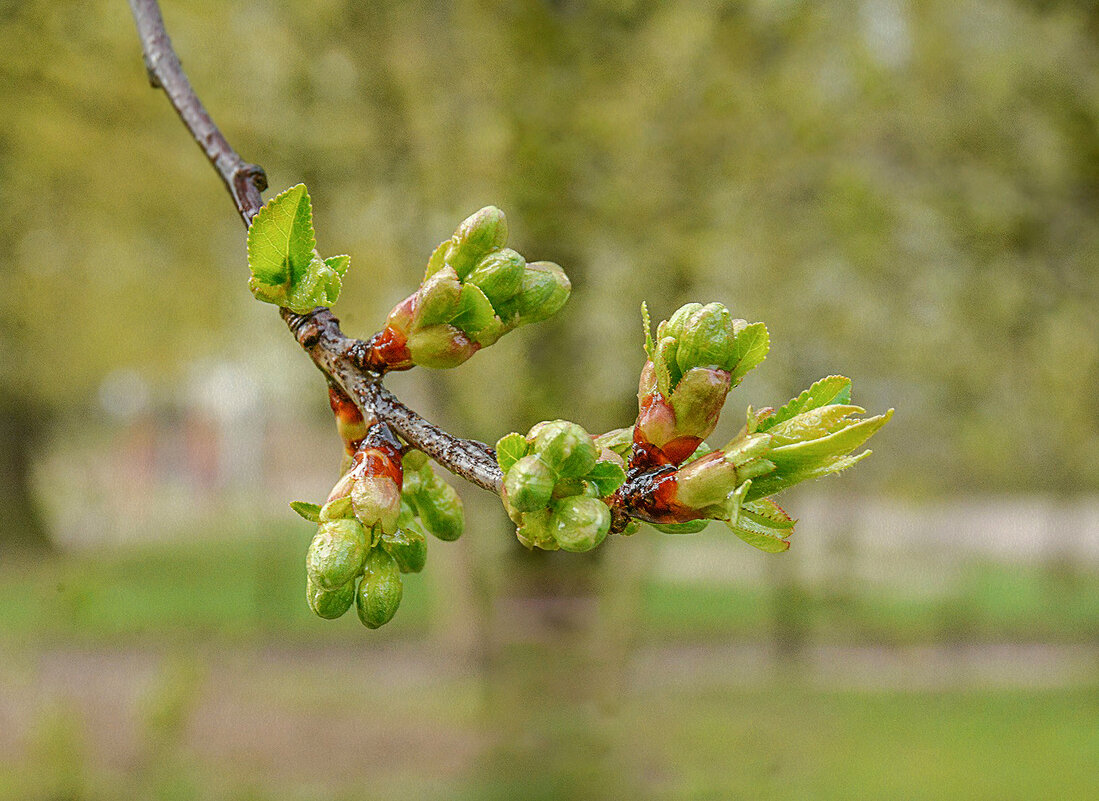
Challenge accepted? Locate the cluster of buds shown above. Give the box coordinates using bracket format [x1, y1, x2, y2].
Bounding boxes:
[496, 421, 627, 552]
[366, 207, 571, 371]
[293, 414, 465, 628]
[634, 302, 769, 467]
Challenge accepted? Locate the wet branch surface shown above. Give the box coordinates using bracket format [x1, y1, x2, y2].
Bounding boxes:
[128, 0, 502, 494]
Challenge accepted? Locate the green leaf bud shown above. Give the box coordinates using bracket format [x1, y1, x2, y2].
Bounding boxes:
[319, 495, 353, 522]
[495, 262, 570, 326]
[504, 454, 556, 512]
[306, 575, 356, 619]
[351, 474, 401, 535]
[465, 248, 526, 307]
[382, 527, 428, 574]
[356, 548, 403, 629]
[406, 323, 479, 369]
[531, 420, 597, 477]
[448, 206, 508, 279]
[415, 474, 464, 541]
[415, 267, 463, 327]
[673, 303, 735, 374]
[306, 518, 368, 591]
[551, 496, 611, 553]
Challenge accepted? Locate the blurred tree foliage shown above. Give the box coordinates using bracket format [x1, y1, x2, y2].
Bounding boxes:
[2, 0, 1098, 546]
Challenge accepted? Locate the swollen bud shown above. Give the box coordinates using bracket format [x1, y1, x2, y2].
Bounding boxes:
[673, 302, 736, 374]
[496, 262, 570, 325]
[306, 575, 356, 619]
[356, 548, 403, 629]
[414, 267, 463, 327]
[465, 248, 525, 307]
[351, 474, 401, 535]
[531, 420, 598, 478]
[406, 324, 479, 369]
[551, 496, 611, 553]
[306, 518, 368, 591]
[448, 206, 509, 279]
[414, 474, 465, 541]
[504, 454, 556, 512]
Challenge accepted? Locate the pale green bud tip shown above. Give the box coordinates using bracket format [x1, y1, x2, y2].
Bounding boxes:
[551, 497, 611, 553]
[306, 519, 368, 590]
[673, 303, 736, 374]
[465, 248, 525, 307]
[306, 576, 356, 619]
[504, 454, 556, 512]
[449, 206, 508, 278]
[415, 477, 464, 541]
[497, 262, 570, 326]
[357, 548, 403, 629]
[531, 420, 597, 477]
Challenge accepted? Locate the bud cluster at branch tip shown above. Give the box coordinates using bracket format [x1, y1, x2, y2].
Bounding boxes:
[496, 421, 627, 552]
[365, 207, 571, 371]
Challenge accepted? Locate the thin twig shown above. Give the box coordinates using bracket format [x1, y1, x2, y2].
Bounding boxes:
[128, 0, 503, 493]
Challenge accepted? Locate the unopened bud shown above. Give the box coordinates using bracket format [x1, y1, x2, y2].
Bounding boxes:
[306, 575, 356, 619]
[531, 420, 597, 478]
[306, 518, 368, 590]
[414, 474, 464, 541]
[356, 548, 403, 629]
[495, 261, 570, 325]
[551, 496, 611, 553]
[406, 323, 479, 369]
[674, 303, 736, 374]
[668, 366, 732, 442]
[414, 267, 462, 327]
[448, 206, 508, 279]
[351, 474, 401, 535]
[465, 248, 525, 307]
[504, 454, 556, 512]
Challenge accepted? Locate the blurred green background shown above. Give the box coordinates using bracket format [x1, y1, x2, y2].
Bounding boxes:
[2, 0, 1099, 798]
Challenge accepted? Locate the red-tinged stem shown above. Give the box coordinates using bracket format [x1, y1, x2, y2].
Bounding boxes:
[128, 0, 502, 494]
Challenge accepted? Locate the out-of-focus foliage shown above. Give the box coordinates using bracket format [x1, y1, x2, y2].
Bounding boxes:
[2, 0, 1099, 496]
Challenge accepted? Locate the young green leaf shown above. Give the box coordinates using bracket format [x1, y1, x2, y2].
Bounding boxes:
[449, 283, 497, 335]
[246, 184, 345, 313]
[727, 321, 769, 384]
[290, 501, 321, 523]
[583, 460, 627, 497]
[759, 375, 853, 432]
[495, 433, 530, 474]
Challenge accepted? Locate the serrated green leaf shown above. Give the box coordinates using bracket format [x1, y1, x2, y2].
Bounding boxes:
[759, 375, 853, 432]
[247, 184, 315, 285]
[766, 404, 866, 447]
[651, 519, 709, 534]
[325, 254, 350, 277]
[495, 433, 529, 473]
[290, 501, 321, 523]
[583, 460, 627, 497]
[767, 410, 892, 471]
[726, 496, 792, 552]
[641, 302, 654, 359]
[744, 449, 873, 500]
[653, 336, 678, 397]
[727, 321, 769, 384]
[450, 283, 496, 335]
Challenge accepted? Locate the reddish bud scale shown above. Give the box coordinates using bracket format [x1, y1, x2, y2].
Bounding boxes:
[354, 421, 405, 488]
[328, 386, 368, 456]
[631, 393, 703, 469]
[617, 466, 703, 525]
[365, 325, 413, 372]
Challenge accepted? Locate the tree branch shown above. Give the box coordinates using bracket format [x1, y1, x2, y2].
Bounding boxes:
[129, 0, 503, 494]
